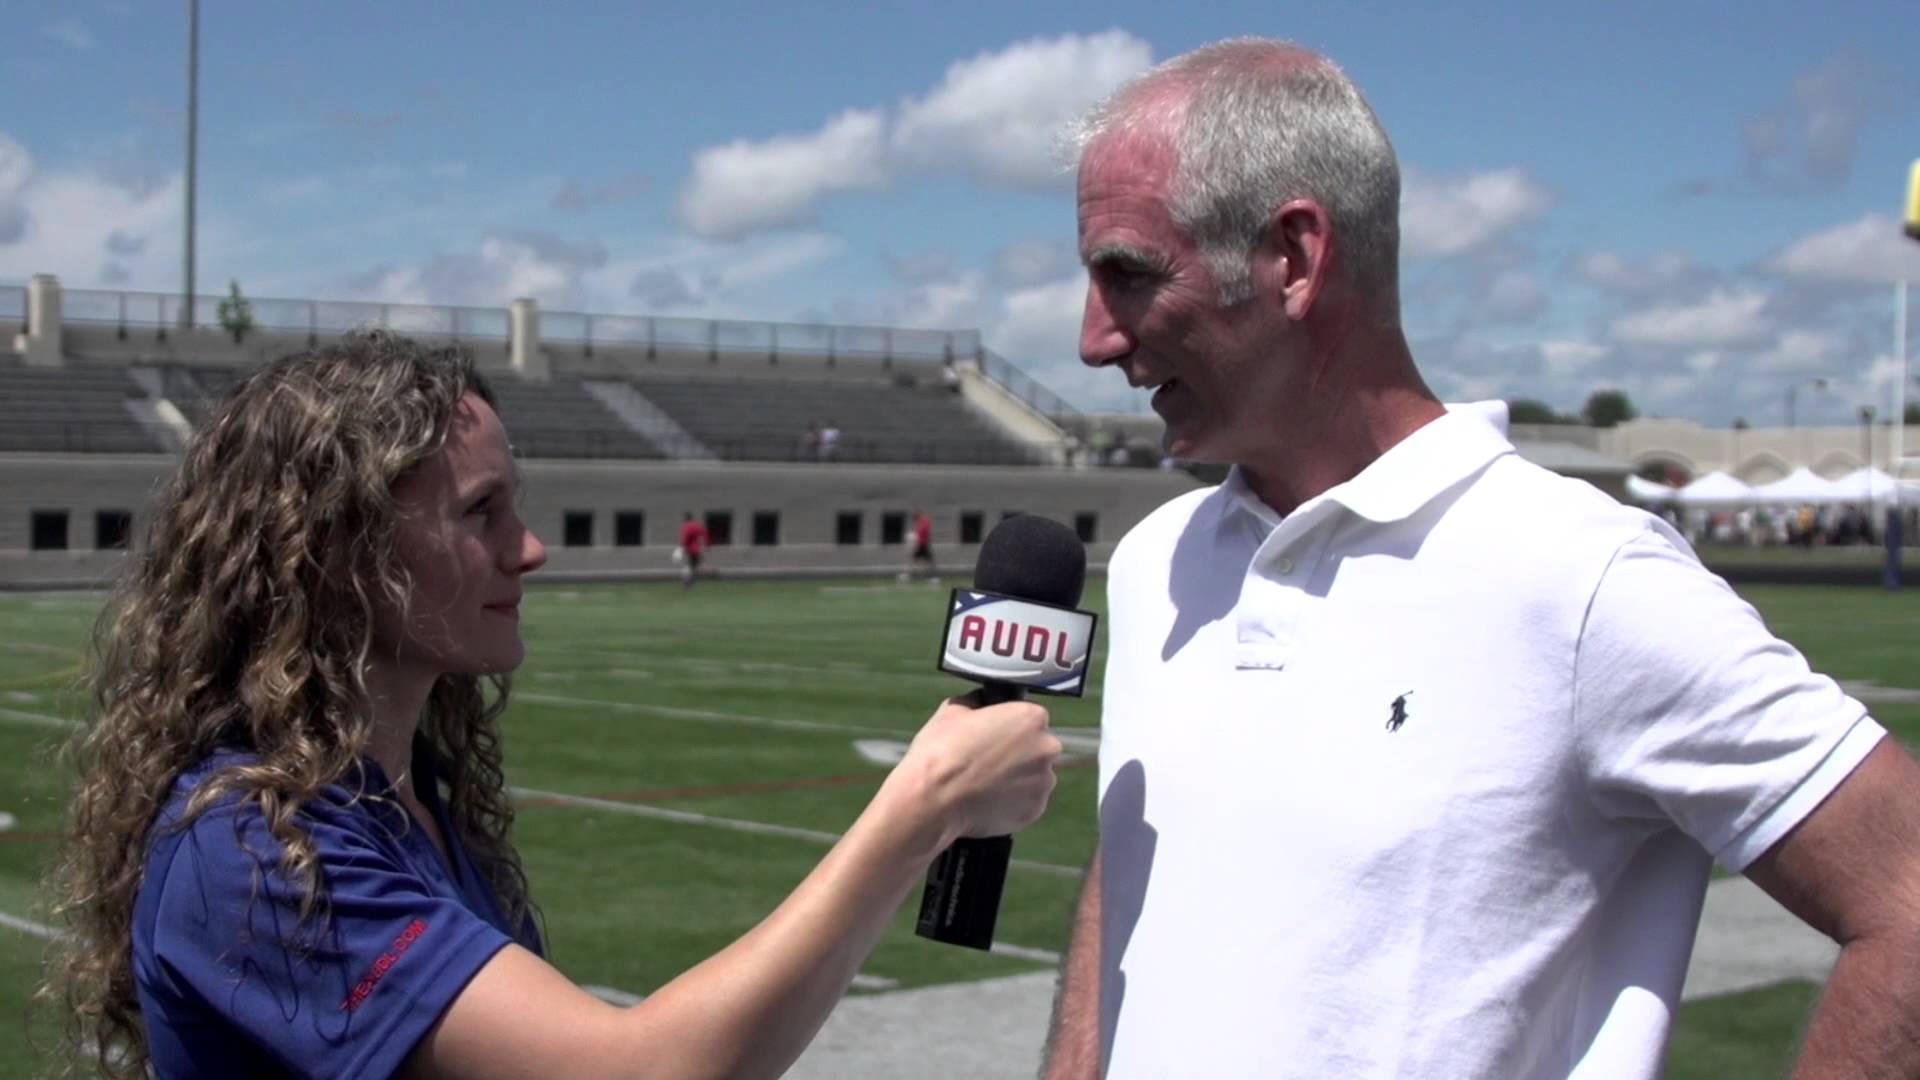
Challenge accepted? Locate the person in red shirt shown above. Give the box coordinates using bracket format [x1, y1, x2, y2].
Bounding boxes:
[902, 508, 937, 584]
[677, 512, 710, 588]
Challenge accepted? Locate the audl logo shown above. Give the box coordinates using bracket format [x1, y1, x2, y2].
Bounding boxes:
[939, 590, 1097, 696]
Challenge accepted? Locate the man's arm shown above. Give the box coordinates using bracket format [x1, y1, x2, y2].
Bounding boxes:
[1743, 739, 1920, 1078]
[1042, 845, 1103, 1080]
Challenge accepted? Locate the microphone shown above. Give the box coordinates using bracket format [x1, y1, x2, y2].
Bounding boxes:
[916, 513, 1095, 950]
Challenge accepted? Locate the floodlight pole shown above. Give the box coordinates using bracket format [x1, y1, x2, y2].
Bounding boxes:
[1889, 279, 1907, 590]
[179, 0, 199, 330]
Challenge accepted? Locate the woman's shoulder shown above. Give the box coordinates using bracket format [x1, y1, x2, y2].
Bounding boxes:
[146, 751, 402, 876]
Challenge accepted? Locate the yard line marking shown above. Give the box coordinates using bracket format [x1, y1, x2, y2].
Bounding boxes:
[0, 910, 59, 940]
[587, 973, 897, 1000]
[988, 942, 1061, 964]
[514, 786, 845, 843]
[509, 786, 1081, 878]
[514, 692, 904, 739]
[0, 706, 79, 730]
[585, 985, 645, 1007]
[0, 642, 84, 659]
[4, 691, 41, 703]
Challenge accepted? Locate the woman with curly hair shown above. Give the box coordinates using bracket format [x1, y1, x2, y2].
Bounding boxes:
[41, 331, 1060, 1079]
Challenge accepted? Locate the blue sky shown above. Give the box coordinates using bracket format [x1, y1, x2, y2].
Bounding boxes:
[3, 1, 1917, 424]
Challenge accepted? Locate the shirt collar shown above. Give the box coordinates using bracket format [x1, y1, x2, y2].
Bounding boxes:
[1216, 403, 1515, 529]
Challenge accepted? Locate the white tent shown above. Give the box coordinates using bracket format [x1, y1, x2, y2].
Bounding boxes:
[1674, 471, 1754, 506]
[1831, 466, 1908, 502]
[1625, 474, 1676, 503]
[1749, 467, 1846, 505]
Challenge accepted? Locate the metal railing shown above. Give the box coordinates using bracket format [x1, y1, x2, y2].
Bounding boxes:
[542, 309, 982, 368]
[509, 428, 1042, 467]
[979, 346, 1078, 420]
[59, 287, 511, 347]
[0, 421, 165, 454]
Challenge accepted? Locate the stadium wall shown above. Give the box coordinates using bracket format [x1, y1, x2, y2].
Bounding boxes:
[0, 455, 1197, 590]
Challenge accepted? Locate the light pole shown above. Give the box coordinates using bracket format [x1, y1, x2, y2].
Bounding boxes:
[1785, 376, 1829, 429]
[179, 0, 198, 331]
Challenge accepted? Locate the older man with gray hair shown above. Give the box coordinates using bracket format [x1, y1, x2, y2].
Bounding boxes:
[1043, 37, 1920, 1080]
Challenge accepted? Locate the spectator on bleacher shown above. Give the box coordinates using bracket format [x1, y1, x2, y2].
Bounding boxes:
[818, 420, 841, 461]
[40, 331, 1063, 1080]
[1087, 426, 1114, 465]
[940, 360, 964, 394]
[677, 511, 710, 588]
[1044, 38, 1920, 1080]
[799, 420, 819, 460]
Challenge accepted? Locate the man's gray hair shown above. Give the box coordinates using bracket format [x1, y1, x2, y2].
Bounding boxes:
[1068, 39, 1401, 307]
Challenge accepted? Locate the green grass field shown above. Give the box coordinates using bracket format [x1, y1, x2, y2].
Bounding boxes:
[0, 579, 1915, 1076]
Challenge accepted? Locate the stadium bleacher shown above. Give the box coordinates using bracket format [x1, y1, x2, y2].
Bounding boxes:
[0, 361, 165, 453]
[485, 374, 667, 460]
[627, 373, 1039, 466]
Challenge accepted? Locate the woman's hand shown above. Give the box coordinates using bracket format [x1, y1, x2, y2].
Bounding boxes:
[892, 692, 1063, 845]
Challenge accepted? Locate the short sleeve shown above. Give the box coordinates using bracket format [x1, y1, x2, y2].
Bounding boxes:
[144, 804, 513, 1080]
[1573, 529, 1884, 871]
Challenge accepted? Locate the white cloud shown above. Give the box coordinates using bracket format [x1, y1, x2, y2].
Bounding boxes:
[678, 109, 888, 238]
[1685, 350, 1724, 375]
[1574, 249, 1710, 299]
[678, 32, 1150, 238]
[995, 238, 1071, 286]
[1750, 328, 1847, 374]
[44, 20, 94, 50]
[892, 30, 1152, 188]
[1400, 169, 1550, 259]
[1484, 269, 1546, 321]
[1610, 289, 1775, 348]
[984, 270, 1147, 412]
[0, 131, 187, 290]
[1765, 213, 1920, 285]
[1540, 340, 1609, 376]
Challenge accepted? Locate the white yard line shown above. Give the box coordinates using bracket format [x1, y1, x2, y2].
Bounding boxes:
[584, 985, 645, 1007]
[514, 692, 904, 739]
[0, 910, 59, 940]
[988, 942, 1062, 964]
[510, 786, 1081, 879]
[0, 706, 78, 730]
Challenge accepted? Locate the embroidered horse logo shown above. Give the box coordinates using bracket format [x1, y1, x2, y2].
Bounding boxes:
[1386, 691, 1413, 733]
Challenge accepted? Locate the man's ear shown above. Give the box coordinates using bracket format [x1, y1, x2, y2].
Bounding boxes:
[1259, 198, 1333, 321]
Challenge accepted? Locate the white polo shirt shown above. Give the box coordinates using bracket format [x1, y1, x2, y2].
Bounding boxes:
[1096, 407, 1883, 1079]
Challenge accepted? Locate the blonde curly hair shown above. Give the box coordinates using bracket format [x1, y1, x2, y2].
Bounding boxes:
[37, 331, 536, 1077]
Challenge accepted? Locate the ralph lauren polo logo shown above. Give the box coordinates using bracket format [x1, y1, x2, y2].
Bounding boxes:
[1386, 691, 1412, 733]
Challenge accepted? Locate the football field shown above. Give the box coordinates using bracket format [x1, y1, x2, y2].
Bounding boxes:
[0, 578, 1914, 1076]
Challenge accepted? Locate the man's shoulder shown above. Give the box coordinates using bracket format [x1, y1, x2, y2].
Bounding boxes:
[1455, 455, 1695, 579]
[1111, 484, 1223, 567]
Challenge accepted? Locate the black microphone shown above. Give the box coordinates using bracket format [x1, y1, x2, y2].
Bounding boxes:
[916, 513, 1093, 950]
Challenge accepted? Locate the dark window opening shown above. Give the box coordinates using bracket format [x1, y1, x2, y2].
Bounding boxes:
[752, 511, 780, 546]
[563, 511, 594, 548]
[1074, 513, 1098, 544]
[615, 511, 645, 547]
[880, 512, 906, 545]
[959, 511, 984, 544]
[96, 509, 133, 550]
[31, 510, 69, 551]
[836, 512, 863, 545]
[705, 510, 733, 546]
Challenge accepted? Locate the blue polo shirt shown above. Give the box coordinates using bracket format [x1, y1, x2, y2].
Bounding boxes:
[132, 744, 541, 1079]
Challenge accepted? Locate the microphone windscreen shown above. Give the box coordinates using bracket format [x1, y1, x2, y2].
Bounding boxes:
[972, 514, 1086, 609]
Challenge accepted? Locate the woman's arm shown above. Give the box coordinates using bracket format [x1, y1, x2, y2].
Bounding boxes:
[404, 695, 1061, 1080]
